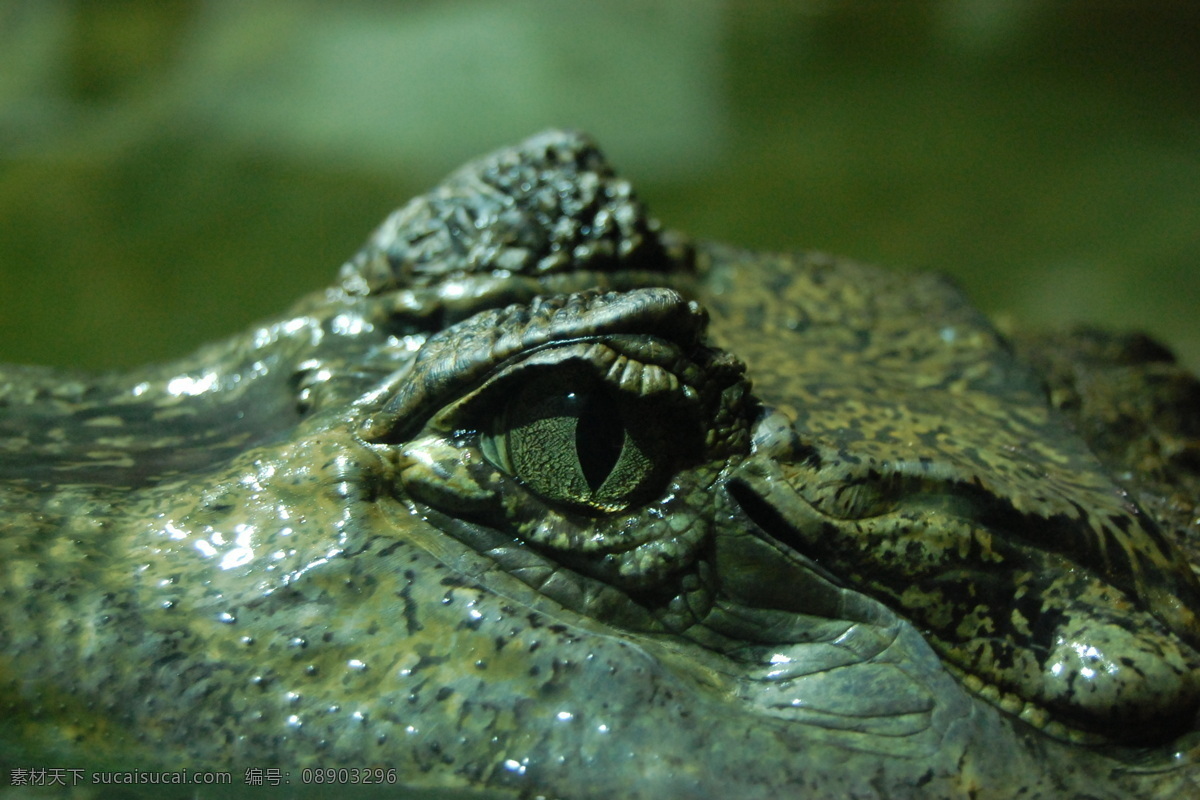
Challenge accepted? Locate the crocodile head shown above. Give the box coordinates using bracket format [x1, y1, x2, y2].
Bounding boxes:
[2, 130, 1198, 799]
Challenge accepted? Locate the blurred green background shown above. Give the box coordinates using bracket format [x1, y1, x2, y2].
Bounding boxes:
[1, 0, 1197, 371]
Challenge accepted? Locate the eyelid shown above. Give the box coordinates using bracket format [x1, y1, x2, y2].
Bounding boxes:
[361, 288, 706, 444]
[430, 339, 705, 437]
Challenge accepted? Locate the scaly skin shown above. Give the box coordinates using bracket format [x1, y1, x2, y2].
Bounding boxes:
[2, 130, 1198, 799]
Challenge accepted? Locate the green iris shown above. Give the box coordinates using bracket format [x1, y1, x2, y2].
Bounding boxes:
[482, 373, 665, 514]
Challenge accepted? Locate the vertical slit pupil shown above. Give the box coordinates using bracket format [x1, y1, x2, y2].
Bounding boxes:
[575, 392, 624, 492]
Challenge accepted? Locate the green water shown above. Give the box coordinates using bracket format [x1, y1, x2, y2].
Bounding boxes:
[1, 1, 1196, 371]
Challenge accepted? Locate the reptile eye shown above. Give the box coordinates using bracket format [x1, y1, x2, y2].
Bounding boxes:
[480, 371, 667, 514]
[387, 314, 750, 593]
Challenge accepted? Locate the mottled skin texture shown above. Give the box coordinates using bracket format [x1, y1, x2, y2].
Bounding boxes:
[2, 130, 1200, 799]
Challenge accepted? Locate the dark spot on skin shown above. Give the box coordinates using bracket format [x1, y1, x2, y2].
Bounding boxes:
[838, 449, 863, 464]
[406, 679, 428, 704]
[398, 575, 423, 636]
[393, 545, 416, 561]
[341, 536, 374, 557]
[152, 653, 185, 668]
[435, 687, 454, 702]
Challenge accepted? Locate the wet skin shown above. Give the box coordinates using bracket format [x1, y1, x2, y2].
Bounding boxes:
[2, 131, 1199, 798]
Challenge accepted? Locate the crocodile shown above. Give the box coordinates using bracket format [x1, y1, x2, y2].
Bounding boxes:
[2, 129, 1199, 799]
